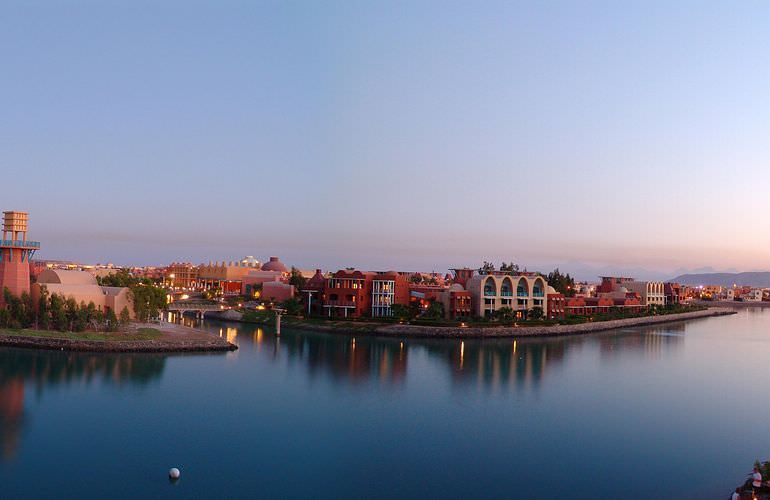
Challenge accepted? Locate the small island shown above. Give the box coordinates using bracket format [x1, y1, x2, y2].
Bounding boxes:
[0, 267, 236, 353]
[0, 322, 236, 352]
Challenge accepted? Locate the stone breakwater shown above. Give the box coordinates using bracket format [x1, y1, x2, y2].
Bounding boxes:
[0, 323, 237, 353]
[374, 308, 736, 338]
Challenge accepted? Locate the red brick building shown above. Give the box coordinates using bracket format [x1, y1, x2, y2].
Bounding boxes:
[322, 270, 409, 318]
[547, 292, 566, 319]
[440, 284, 472, 320]
[596, 276, 635, 294]
[300, 269, 326, 316]
[664, 283, 682, 305]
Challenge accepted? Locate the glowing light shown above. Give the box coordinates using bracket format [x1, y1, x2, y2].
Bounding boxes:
[459, 341, 464, 369]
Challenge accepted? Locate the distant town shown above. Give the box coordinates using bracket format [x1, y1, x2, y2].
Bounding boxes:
[0, 210, 762, 330]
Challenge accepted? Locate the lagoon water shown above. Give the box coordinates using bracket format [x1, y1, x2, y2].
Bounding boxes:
[1, 308, 769, 499]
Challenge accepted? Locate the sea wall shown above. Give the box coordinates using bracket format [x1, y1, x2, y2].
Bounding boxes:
[374, 308, 735, 338]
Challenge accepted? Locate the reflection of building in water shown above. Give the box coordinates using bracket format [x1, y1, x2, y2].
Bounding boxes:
[424, 338, 569, 390]
[598, 323, 685, 359]
[218, 327, 239, 344]
[0, 349, 169, 390]
[240, 328, 408, 385]
[301, 335, 407, 385]
[0, 348, 171, 462]
[0, 378, 24, 461]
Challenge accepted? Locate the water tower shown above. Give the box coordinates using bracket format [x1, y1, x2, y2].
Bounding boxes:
[0, 211, 40, 300]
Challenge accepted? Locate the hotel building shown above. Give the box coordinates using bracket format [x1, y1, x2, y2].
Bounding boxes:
[465, 273, 549, 318]
[322, 270, 409, 318]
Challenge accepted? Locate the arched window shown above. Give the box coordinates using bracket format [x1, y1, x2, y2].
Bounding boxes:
[517, 278, 529, 297]
[533, 279, 544, 297]
[484, 277, 497, 296]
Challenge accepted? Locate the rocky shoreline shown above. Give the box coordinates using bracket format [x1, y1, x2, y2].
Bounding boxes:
[0, 322, 237, 353]
[283, 307, 736, 339]
[694, 300, 770, 308]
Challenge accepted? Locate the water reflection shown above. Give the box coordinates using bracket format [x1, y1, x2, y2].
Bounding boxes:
[221, 322, 409, 385]
[200, 319, 687, 390]
[0, 377, 24, 461]
[598, 323, 685, 360]
[0, 319, 691, 464]
[418, 337, 567, 391]
[0, 348, 172, 462]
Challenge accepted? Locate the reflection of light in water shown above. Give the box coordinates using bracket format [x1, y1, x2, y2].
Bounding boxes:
[460, 341, 464, 369]
[255, 329, 263, 345]
[226, 328, 237, 344]
[352, 338, 356, 351]
[219, 328, 224, 338]
[513, 340, 517, 354]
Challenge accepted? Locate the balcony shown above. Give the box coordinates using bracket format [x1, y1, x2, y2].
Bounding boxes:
[500, 292, 513, 297]
[324, 300, 357, 308]
[0, 240, 40, 249]
[533, 292, 544, 297]
[517, 293, 528, 297]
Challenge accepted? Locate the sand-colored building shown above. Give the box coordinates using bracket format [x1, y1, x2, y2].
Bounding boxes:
[261, 281, 295, 302]
[165, 262, 199, 290]
[32, 269, 134, 318]
[465, 273, 549, 317]
[198, 261, 260, 295]
[615, 280, 665, 306]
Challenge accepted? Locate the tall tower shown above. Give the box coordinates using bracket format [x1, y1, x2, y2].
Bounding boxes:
[0, 211, 40, 300]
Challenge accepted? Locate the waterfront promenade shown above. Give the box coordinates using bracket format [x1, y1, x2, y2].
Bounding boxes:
[285, 307, 735, 338]
[0, 321, 237, 352]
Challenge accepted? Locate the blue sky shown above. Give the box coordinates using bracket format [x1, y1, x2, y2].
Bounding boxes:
[2, 1, 769, 278]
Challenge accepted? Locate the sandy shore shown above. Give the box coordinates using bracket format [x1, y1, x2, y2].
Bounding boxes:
[0, 322, 237, 353]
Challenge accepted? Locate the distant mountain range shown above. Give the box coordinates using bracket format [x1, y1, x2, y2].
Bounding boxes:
[670, 272, 770, 287]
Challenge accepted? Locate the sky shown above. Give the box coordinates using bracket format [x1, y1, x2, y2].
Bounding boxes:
[2, 1, 770, 280]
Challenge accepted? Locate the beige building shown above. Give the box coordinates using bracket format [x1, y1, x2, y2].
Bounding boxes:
[616, 281, 665, 306]
[32, 269, 134, 318]
[198, 260, 261, 295]
[465, 273, 549, 317]
[165, 262, 199, 290]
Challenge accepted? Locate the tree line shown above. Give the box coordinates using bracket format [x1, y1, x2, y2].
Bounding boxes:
[477, 261, 576, 296]
[97, 270, 167, 321]
[1, 288, 130, 332]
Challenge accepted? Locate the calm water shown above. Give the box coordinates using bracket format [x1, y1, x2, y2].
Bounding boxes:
[1, 308, 769, 499]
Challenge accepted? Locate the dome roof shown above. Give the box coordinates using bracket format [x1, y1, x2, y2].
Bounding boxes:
[261, 256, 287, 273]
[37, 269, 98, 286]
[449, 283, 465, 291]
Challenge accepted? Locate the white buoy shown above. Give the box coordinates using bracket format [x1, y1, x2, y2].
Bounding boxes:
[169, 468, 181, 480]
